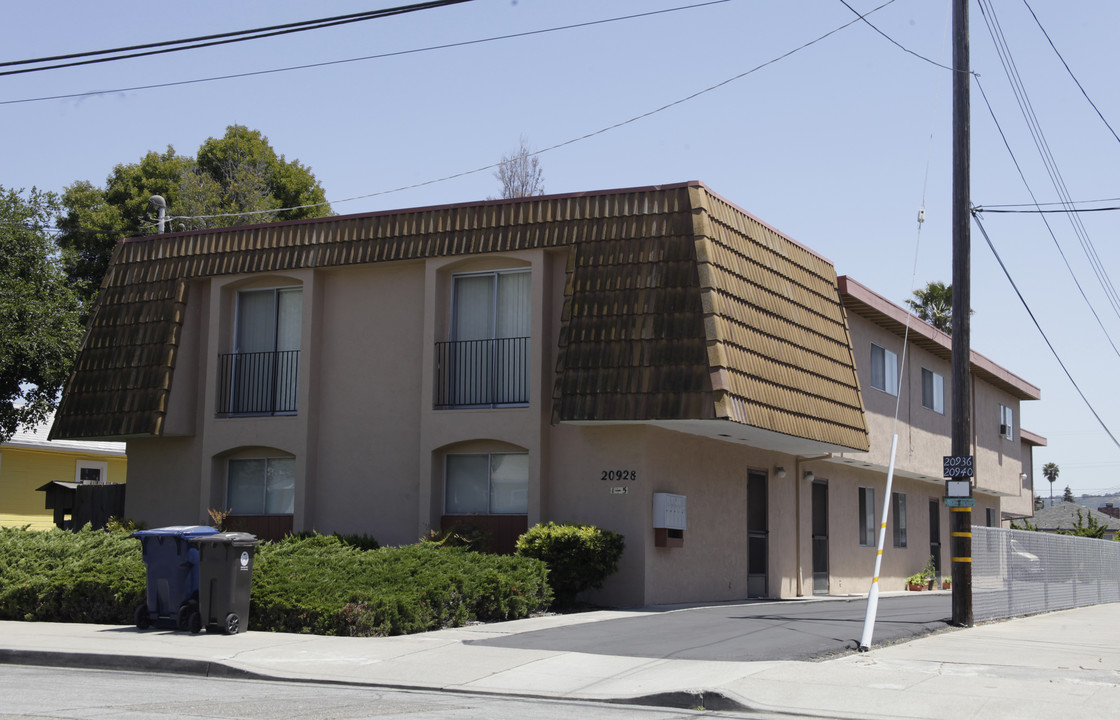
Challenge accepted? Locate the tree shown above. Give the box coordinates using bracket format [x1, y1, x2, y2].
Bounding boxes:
[1063, 485, 1074, 503]
[0, 186, 83, 442]
[1042, 462, 1059, 505]
[493, 136, 545, 199]
[905, 281, 953, 333]
[57, 125, 330, 313]
[1059, 510, 1107, 539]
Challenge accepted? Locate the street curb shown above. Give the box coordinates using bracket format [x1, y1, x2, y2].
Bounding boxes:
[0, 648, 266, 681]
[0, 648, 752, 712]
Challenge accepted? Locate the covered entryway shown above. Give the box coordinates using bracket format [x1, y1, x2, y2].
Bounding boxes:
[812, 480, 829, 595]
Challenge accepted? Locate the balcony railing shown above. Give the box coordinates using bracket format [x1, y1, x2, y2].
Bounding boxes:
[217, 350, 299, 416]
[434, 337, 529, 408]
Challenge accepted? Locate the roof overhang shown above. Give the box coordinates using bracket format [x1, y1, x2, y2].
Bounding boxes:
[837, 276, 1041, 401]
[561, 419, 865, 456]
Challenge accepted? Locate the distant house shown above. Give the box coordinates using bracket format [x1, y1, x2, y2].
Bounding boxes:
[1029, 503, 1120, 540]
[0, 415, 126, 530]
[50, 182, 1042, 605]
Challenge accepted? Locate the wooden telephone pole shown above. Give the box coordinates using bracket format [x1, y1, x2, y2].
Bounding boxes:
[951, 0, 974, 628]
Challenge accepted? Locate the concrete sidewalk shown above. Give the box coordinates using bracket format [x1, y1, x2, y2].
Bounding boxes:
[2, 601, 1118, 718]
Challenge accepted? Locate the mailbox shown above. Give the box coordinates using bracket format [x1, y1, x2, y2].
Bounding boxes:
[653, 492, 686, 548]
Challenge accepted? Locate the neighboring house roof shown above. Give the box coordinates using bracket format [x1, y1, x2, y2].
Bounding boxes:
[1020, 429, 1047, 446]
[51, 181, 870, 452]
[837, 276, 1041, 401]
[1031, 503, 1120, 533]
[4, 414, 125, 456]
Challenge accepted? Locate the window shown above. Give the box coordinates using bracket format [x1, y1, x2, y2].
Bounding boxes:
[1000, 404, 1014, 440]
[891, 492, 907, 548]
[75, 460, 108, 484]
[436, 270, 530, 408]
[445, 453, 528, 515]
[859, 487, 876, 546]
[870, 343, 899, 395]
[921, 368, 944, 414]
[220, 287, 302, 415]
[986, 507, 998, 527]
[228, 457, 295, 515]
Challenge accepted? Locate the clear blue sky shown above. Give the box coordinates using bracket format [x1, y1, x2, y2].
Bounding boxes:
[4, 0, 1118, 495]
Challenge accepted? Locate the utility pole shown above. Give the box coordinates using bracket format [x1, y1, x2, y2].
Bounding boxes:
[950, 0, 974, 627]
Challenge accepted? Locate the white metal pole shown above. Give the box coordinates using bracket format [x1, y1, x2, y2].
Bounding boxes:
[859, 433, 899, 651]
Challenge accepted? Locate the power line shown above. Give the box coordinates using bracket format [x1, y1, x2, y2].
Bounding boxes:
[1, 1, 730, 106]
[0, 1, 473, 78]
[1021, 0, 1120, 147]
[835, 0, 959, 73]
[974, 76, 1120, 361]
[977, 0, 1120, 321]
[972, 212, 1120, 451]
[975, 205, 1120, 214]
[147, 0, 900, 225]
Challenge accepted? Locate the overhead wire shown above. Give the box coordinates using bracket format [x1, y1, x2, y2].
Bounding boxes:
[972, 211, 1120, 450]
[0, 0, 474, 78]
[973, 77, 1120, 361]
[0, 1, 730, 106]
[143, 0, 902, 225]
[977, 0, 1120, 321]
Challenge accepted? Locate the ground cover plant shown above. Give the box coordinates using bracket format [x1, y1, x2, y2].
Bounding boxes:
[0, 526, 551, 636]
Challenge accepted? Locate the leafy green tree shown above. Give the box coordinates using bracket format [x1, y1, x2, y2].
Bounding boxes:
[0, 187, 83, 442]
[1059, 510, 1107, 539]
[1009, 518, 1040, 531]
[1042, 462, 1059, 505]
[57, 125, 330, 313]
[1063, 485, 1075, 503]
[906, 281, 953, 333]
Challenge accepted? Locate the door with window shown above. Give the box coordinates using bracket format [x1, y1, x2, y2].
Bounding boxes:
[438, 270, 529, 408]
[223, 287, 301, 414]
[811, 480, 829, 595]
[747, 470, 768, 597]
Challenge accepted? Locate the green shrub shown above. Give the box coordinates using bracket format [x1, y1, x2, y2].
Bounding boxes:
[515, 522, 624, 607]
[249, 537, 550, 635]
[0, 527, 549, 636]
[0, 525, 145, 623]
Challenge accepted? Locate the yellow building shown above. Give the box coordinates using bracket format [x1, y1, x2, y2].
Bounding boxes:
[0, 415, 126, 530]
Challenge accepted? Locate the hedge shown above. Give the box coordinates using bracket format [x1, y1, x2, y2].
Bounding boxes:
[0, 526, 551, 636]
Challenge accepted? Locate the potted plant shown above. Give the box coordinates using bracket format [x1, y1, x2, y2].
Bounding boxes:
[906, 572, 927, 591]
[942, 576, 952, 590]
[922, 555, 937, 590]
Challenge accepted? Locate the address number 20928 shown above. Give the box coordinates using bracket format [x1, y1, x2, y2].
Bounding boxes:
[601, 470, 637, 482]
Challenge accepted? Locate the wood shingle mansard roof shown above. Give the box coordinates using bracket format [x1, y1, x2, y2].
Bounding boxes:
[51, 181, 872, 453]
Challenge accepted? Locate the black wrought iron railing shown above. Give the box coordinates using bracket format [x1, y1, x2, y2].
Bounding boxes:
[217, 350, 299, 415]
[434, 337, 529, 408]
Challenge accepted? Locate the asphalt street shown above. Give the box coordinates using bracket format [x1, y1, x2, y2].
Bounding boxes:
[468, 594, 952, 661]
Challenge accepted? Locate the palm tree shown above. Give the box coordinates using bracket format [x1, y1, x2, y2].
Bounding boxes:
[906, 281, 953, 333]
[1042, 462, 1059, 506]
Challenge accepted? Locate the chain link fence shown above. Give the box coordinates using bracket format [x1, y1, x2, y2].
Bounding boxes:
[972, 526, 1120, 622]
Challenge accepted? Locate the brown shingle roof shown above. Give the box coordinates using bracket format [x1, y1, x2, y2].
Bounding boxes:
[52, 182, 870, 451]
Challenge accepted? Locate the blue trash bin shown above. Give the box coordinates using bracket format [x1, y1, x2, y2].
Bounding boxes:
[132, 525, 219, 631]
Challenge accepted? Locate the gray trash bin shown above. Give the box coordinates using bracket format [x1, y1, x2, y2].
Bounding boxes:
[189, 532, 258, 634]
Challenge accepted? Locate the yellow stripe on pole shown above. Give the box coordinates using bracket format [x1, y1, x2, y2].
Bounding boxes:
[951, 531, 971, 538]
[881, 522, 887, 529]
[951, 556, 972, 563]
[872, 576, 879, 583]
[877, 549, 883, 555]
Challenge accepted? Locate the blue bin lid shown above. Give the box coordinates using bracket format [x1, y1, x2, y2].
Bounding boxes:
[132, 525, 220, 539]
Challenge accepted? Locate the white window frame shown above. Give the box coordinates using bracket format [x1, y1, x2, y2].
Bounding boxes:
[870, 343, 899, 396]
[1000, 404, 1014, 440]
[859, 486, 876, 546]
[75, 460, 108, 484]
[921, 368, 945, 414]
[444, 452, 529, 516]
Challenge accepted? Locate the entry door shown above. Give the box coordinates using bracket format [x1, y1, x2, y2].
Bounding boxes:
[812, 481, 829, 595]
[929, 499, 942, 579]
[747, 470, 768, 597]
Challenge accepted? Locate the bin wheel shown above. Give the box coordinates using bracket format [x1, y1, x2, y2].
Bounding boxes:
[176, 603, 193, 632]
[188, 611, 203, 634]
[134, 604, 150, 630]
[223, 612, 240, 635]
